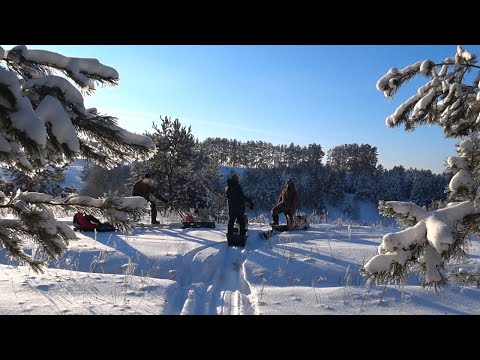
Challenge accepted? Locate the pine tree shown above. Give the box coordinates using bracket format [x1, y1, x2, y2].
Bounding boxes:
[327, 143, 377, 176]
[353, 144, 378, 176]
[0, 45, 155, 270]
[131, 116, 220, 215]
[354, 172, 379, 201]
[364, 46, 480, 290]
[325, 166, 346, 206]
[305, 143, 325, 166]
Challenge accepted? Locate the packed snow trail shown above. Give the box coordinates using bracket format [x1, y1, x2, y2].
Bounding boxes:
[176, 230, 261, 315]
[210, 244, 255, 315]
[2, 222, 480, 314]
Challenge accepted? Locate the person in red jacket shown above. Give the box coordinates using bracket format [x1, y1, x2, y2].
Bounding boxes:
[73, 212, 115, 232]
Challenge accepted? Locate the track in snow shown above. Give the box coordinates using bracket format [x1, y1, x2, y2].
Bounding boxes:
[175, 230, 264, 315]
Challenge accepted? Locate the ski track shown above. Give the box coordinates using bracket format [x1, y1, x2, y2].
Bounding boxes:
[1, 223, 387, 315]
[149, 227, 267, 314]
[176, 231, 259, 315]
[3, 221, 480, 315]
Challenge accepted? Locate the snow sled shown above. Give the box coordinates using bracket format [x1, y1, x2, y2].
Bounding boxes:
[227, 215, 248, 247]
[135, 223, 167, 229]
[261, 215, 309, 240]
[261, 227, 284, 240]
[181, 221, 216, 229]
[271, 224, 291, 232]
[227, 228, 248, 247]
[181, 213, 215, 229]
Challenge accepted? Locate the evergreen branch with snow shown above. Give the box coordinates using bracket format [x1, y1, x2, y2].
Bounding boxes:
[365, 46, 480, 290]
[0, 81, 16, 110]
[0, 190, 149, 268]
[3, 46, 119, 91]
[449, 268, 480, 288]
[74, 113, 154, 168]
[378, 46, 480, 137]
[0, 45, 156, 269]
[0, 229, 44, 272]
[366, 200, 479, 290]
[378, 200, 427, 227]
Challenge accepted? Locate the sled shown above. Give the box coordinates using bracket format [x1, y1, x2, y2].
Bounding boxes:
[271, 224, 291, 232]
[135, 223, 168, 229]
[181, 221, 216, 229]
[227, 215, 249, 247]
[73, 223, 116, 232]
[227, 228, 248, 247]
[261, 220, 310, 240]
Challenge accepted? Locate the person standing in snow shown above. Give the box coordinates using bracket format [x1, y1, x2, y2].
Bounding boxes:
[225, 174, 254, 237]
[271, 179, 299, 227]
[132, 174, 169, 224]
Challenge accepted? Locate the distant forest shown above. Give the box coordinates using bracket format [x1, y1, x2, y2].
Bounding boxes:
[5, 117, 448, 217]
[78, 119, 449, 217]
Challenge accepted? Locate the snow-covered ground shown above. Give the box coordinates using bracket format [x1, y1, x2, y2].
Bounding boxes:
[1, 220, 479, 315]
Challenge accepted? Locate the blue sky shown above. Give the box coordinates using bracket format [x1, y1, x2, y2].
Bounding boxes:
[9, 45, 480, 173]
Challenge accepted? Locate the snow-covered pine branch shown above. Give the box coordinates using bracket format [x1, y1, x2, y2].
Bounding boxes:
[0, 45, 155, 170]
[378, 200, 427, 227]
[365, 201, 477, 290]
[368, 134, 480, 290]
[4, 45, 119, 90]
[365, 46, 480, 290]
[449, 267, 480, 288]
[0, 45, 156, 269]
[378, 46, 479, 137]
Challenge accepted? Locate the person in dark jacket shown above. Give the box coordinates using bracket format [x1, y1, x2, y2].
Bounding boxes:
[225, 174, 254, 237]
[132, 174, 169, 224]
[271, 179, 299, 227]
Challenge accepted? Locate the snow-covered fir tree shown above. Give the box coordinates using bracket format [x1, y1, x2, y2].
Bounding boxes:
[0, 45, 155, 270]
[378, 165, 407, 202]
[364, 46, 480, 290]
[407, 169, 448, 207]
[242, 168, 285, 210]
[353, 172, 380, 201]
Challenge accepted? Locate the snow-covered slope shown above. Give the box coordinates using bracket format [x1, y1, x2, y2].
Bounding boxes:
[60, 159, 86, 191]
[325, 193, 385, 223]
[0, 220, 478, 315]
